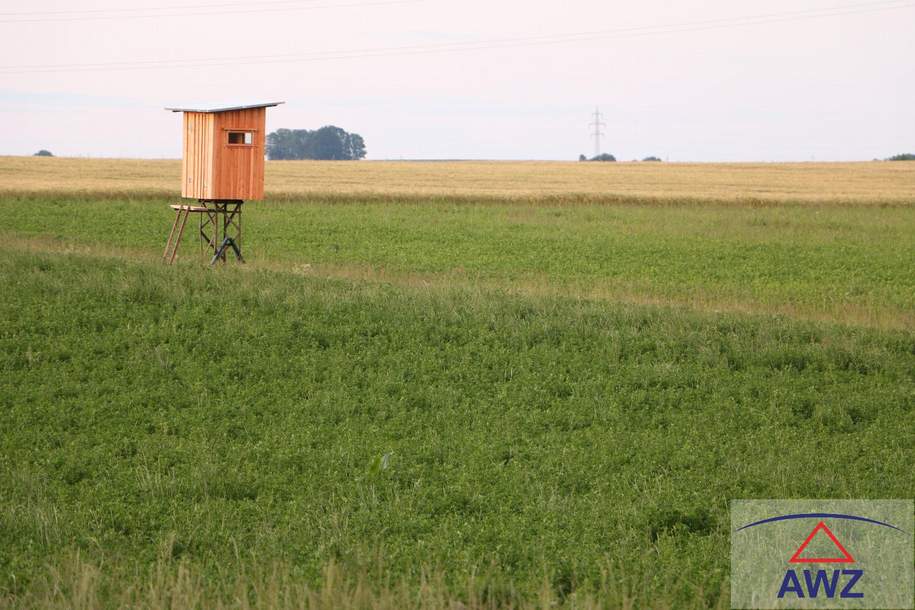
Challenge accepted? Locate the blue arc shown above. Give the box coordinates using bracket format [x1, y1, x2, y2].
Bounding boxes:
[736, 513, 907, 533]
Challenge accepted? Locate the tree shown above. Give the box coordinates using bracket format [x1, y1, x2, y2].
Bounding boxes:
[590, 153, 616, 162]
[34, 149, 53, 157]
[642, 156, 662, 162]
[346, 133, 366, 160]
[886, 153, 915, 161]
[266, 126, 366, 160]
[265, 129, 306, 160]
[578, 154, 587, 162]
[308, 126, 347, 160]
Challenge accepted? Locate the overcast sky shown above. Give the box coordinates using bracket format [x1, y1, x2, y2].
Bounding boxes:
[0, 0, 913, 161]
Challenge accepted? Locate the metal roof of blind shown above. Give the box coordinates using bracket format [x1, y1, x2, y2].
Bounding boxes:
[165, 102, 284, 113]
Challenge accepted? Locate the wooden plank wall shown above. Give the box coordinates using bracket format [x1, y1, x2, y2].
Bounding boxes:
[212, 107, 266, 200]
[181, 112, 215, 199]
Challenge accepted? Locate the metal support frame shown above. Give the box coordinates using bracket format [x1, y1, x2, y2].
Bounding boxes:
[163, 199, 244, 266]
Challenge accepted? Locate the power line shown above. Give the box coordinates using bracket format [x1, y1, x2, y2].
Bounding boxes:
[589, 108, 606, 158]
[0, 0, 911, 74]
[0, 0, 352, 16]
[0, 0, 418, 23]
[1, 0, 904, 25]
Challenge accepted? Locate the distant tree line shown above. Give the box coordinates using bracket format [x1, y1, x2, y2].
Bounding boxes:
[577, 153, 663, 162]
[886, 153, 914, 161]
[266, 126, 366, 160]
[578, 153, 616, 162]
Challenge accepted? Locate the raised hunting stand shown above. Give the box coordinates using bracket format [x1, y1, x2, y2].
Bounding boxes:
[162, 101, 283, 265]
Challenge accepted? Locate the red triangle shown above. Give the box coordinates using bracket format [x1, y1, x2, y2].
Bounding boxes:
[789, 521, 855, 563]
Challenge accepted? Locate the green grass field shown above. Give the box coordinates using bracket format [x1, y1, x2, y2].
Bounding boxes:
[1, 160, 913, 608]
[3, 191, 914, 329]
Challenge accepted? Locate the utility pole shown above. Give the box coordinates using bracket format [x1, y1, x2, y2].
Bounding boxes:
[589, 107, 606, 157]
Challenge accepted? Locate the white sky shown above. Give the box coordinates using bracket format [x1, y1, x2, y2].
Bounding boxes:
[0, 0, 913, 160]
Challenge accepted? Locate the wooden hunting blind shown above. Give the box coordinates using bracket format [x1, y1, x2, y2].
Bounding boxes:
[162, 101, 283, 265]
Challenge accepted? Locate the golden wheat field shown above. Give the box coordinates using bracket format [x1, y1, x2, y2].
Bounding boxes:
[2, 156, 913, 203]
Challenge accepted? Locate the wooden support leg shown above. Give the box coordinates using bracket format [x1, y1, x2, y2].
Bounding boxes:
[165, 200, 245, 268]
[200, 208, 218, 259]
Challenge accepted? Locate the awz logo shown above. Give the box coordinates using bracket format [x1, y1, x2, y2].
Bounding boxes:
[730, 500, 914, 609]
[735, 511, 907, 604]
[777, 521, 861, 599]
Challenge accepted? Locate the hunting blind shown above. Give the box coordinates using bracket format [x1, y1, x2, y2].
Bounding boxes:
[162, 101, 283, 265]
